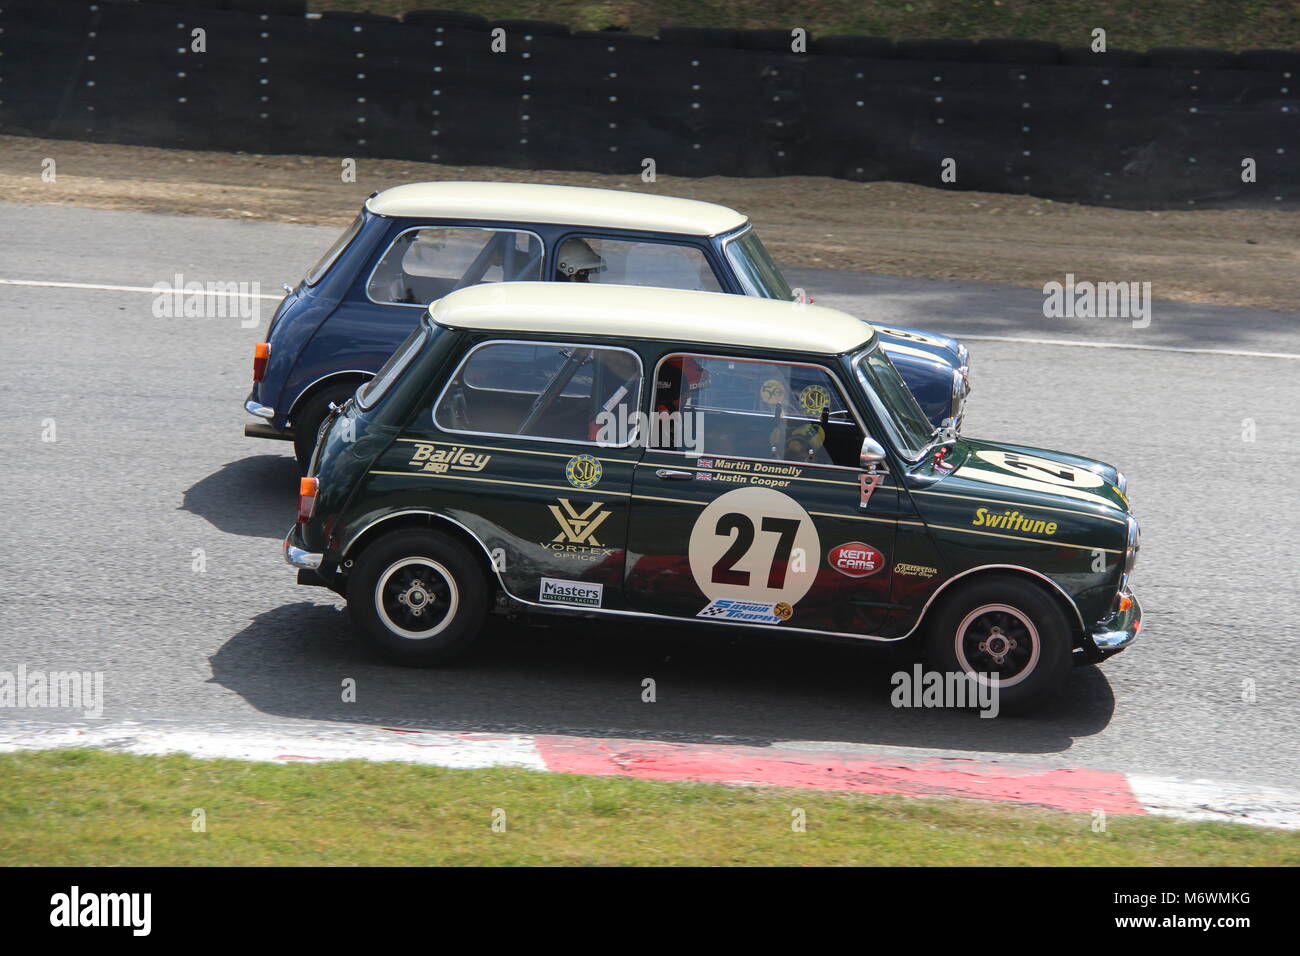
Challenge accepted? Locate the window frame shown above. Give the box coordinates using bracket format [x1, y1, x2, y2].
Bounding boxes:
[364, 224, 547, 309]
[550, 231, 727, 294]
[649, 350, 869, 471]
[432, 338, 646, 449]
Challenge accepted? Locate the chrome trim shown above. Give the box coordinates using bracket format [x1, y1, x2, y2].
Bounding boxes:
[284, 542, 323, 570]
[1116, 470, 1129, 495]
[339, 513, 1088, 646]
[1091, 590, 1140, 653]
[432, 339, 645, 449]
[1124, 516, 1141, 574]
[286, 370, 372, 422]
[364, 225, 546, 309]
[245, 400, 275, 419]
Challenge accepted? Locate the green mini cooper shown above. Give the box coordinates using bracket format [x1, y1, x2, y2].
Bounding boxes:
[284, 282, 1140, 712]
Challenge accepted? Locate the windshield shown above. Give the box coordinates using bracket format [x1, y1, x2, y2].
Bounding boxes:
[357, 322, 429, 410]
[305, 214, 364, 286]
[724, 228, 794, 300]
[854, 345, 935, 461]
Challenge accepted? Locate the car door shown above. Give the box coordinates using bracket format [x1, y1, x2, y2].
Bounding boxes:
[624, 350, 903, 637]
[371, 336, 644, 613]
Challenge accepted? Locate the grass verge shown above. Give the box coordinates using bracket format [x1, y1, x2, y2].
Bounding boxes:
[1, 749, 1296, 865]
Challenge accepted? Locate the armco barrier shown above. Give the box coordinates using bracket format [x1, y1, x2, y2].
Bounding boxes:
[0, 0, 1295, 208]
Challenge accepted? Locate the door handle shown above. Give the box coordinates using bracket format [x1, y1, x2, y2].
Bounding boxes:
[655, 469, 693, 480]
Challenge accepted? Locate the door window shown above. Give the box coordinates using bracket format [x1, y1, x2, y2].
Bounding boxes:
[554, 237, 723, 292]
[368, 227, 543, 306]
[435, 341, 643, 446]
[652, 354, 862, 466]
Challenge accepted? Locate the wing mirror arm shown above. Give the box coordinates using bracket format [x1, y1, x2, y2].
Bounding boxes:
[859, 437, 888, 509]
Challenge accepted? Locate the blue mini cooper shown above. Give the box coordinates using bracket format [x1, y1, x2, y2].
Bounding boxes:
[244, 182, 971, 469]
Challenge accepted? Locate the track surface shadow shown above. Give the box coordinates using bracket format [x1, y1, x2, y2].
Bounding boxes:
[209, 601, 1117, 756]
[181, 454, 298, 538]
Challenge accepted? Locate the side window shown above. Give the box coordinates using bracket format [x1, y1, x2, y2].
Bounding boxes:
[435, 342, 643, 445]
[554, 237, 723, 293]
[653, 354, 862, 467]
[368, 228, 543, 306]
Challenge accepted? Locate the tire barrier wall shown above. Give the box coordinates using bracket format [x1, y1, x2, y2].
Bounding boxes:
[1, 0, 1296, 208]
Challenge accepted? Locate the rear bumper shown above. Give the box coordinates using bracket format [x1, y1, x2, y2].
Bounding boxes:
[283, 530, 323, 570]
[1088, 587, 1141, 660]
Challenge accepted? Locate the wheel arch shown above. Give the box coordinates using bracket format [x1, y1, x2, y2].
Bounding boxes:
[908, 564, 1088, 648]
[286, 370, 373, 426]
[341, 510, 501, 592]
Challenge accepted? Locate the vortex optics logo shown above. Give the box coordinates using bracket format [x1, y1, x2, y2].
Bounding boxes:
[565, 454, 602, 489]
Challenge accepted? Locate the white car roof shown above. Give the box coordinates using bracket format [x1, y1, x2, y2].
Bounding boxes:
[366, 182, 748, 237]
[429, 282, 875, 355]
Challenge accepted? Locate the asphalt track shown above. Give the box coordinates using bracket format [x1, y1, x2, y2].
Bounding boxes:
[1, 202, 1297, 791]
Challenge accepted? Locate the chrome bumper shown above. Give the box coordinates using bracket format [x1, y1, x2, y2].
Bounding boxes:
[245, 399, 275, 419]
[1090, 588, 1141, 656]
[283, 533, 322, 570]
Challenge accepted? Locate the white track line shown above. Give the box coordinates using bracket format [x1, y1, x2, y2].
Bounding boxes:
[960, 333, 1300, 360]
[0, 277, 282, 299]
[4, 277, 1296, 359]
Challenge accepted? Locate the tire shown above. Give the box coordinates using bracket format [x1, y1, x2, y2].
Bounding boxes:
[923, 575, 1073, 714]
[292, 382, 359, 474]
[346, 529, 491, 666]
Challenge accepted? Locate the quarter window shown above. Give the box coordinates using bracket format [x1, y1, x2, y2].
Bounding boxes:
[554, 237, 722, 292]
[435, 342, 643, 445]
[653, 354, 863, 467]
[368, 227, 543, 305]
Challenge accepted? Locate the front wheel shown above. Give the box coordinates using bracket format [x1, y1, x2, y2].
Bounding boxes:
[923, 575, 1073, 714]
[346, 529, 490, 665]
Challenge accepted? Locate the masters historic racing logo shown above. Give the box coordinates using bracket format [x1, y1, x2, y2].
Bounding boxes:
[539, 577, 604, 608]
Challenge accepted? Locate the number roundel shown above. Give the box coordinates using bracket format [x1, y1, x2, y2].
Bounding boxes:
[688, 487, 821, 608]
[974, 450, 1104, 489]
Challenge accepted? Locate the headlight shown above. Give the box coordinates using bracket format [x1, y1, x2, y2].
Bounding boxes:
[1116, 470, 1128, 496]
[1123, 516, 1140, 575]
[950, 367, 970, 423]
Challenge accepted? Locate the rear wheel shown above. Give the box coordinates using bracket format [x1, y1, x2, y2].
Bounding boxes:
[346, 529, 490, 665]
[293, 382, 359, 473]
[924, 575, 1073, 714]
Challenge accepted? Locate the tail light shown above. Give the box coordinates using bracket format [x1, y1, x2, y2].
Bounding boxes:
[253, 342, 271, 382]
[298, 476, 319, 523]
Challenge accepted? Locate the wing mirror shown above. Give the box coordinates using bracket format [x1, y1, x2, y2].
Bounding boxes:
[860, 437, 888, 472]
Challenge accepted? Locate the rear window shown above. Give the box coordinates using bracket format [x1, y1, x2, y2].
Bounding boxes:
[357, 323, 429, 410]
[305, 214, 364, 286]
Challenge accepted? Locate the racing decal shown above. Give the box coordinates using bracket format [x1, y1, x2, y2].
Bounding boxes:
[693, 457, 801, 489]
[759, 379, 787, 406]
[874, 325, 946, 347]
[688, 487, 820, 610]
[539, 577, 603, 608]
[971, 507, 1058, 536]
[698, 598, 793, 625]
[828, 542, 885, 578]
[565, 454, 603, 489]
[407, 442, 491, 474]
[894, 562, 938, 578]
[544, 499, 616, 560]
[973, 450, 1105, 490]
[798, 384, 831, 416]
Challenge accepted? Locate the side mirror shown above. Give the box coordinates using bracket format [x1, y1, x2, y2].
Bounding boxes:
[860, 437, 888, 471]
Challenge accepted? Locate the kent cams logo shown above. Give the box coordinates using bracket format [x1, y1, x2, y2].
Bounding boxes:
[545, 498, 615, 560]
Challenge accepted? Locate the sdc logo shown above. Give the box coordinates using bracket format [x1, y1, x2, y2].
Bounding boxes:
[828, 542, 884, 578]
